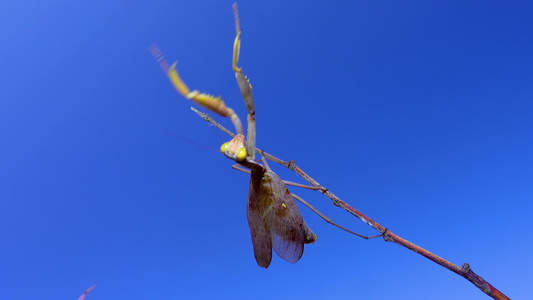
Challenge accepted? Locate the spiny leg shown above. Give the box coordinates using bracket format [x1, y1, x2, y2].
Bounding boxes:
[149, 44, 247, 161]
[291, 194, 385, 240]
[232, 3, 256, 160]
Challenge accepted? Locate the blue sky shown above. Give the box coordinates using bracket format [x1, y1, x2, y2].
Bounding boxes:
[1, 1, 532, 299]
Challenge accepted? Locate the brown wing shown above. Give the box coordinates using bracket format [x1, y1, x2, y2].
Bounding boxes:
[247, 167, 272, 268]
[262, 170, 307, 264]
[247, 167, 317, 268]
[263, 169, 317, 264]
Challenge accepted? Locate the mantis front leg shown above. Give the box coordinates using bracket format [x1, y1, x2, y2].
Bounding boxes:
[232, 3, 256, 160]
[149, 45, 247, 161]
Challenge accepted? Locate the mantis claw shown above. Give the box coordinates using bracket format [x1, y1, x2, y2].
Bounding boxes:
[150, 45, 245, 139]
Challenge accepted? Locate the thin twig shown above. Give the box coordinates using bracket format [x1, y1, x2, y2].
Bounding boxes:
[191, 107, 510, 300]
[191, 107, 236, 138]
[78, 285, 95, 300]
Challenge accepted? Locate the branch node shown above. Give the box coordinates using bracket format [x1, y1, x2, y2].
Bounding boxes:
[287, 160, 297, 170]
[462, 263, 471, 272]
[382, 229, 394, 242]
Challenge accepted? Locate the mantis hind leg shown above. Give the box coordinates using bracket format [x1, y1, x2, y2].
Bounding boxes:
[232, 164, 384, 240]
[232, 161, 322, 191]
[291, 193, 385, 240]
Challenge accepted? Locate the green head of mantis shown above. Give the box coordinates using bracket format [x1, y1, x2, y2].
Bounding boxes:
[220, 134, 247, 162]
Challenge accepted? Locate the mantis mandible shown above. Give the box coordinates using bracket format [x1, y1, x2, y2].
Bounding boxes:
[150, 3, 378, 268]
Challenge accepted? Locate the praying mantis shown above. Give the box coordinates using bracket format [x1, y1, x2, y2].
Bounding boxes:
[150, 3, 376, 268]
[145, 5, 514, 299]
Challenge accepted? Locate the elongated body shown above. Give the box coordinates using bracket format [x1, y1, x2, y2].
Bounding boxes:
[152, 3, 317, 268]
[248, 167, 317, 268]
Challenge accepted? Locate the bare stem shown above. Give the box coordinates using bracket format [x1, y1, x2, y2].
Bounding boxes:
[191, 107, 510, 300]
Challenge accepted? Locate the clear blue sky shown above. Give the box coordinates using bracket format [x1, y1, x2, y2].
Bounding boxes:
[1, 1, 532, 299]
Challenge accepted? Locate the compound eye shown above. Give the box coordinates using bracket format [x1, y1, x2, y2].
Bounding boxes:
[236, 146, 247, 161]
[220, 142, 230, 153]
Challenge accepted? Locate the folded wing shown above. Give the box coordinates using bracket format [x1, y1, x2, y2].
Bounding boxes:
[247, 167, 316, 268]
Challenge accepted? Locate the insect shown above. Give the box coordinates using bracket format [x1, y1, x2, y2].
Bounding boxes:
[241, 157, 317, 268]
[150, 3, 318, 268]
[151, 3, 381, 267]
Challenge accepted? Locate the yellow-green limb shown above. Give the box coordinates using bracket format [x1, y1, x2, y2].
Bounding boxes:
[150, 44, 245, 137]
[149, 44, 170, 74]
[232, 3, 256, 160]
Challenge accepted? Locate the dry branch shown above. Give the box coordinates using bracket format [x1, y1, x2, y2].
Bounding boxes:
[191, 107, 509, 300]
